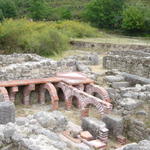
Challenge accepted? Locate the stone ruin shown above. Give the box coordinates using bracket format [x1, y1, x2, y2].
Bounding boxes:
[0, 49, 150, 150]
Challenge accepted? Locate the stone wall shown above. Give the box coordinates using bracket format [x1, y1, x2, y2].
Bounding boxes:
[103, 51, 150, 78]
[71, 40, 150, 51]
[124, 119, 150, 141]
[0, 53, 43, 67]
[0, 54, 75, 81]
[0, 52, 99, 81]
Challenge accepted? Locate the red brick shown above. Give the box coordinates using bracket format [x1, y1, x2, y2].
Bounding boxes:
[88, 140, 107, 149]
[80, 131, 93, 141]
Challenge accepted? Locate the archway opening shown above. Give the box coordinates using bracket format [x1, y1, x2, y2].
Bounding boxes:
[86, 104, 101, 119]
[45, 89, 51, 104]
[92, 92, 103, 99]
[57, 88, 65, 108]
[72, 96, 79, 108]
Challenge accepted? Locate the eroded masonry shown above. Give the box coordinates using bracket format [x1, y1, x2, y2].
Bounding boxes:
[0, 49, 150, 150]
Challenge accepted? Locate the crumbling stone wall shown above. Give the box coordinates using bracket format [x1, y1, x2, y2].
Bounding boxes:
[0, 54, 76, 81]
[124, 119, 150, 141]
[0, 53, 43, 67]
[103, 50, 150, 78]
[71, 40, 150, 51]
[0, 52, 99, 81]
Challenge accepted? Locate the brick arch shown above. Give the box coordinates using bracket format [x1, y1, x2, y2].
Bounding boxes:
[56, 82, 112, 116]
[55, 82, 68, 101]
[67, 95, 81, 110]
[74, 84, 84, 91]
[55, 82, 82, 110]
[0, 87, 10, 101]
[23, 84, 35, 105]
[85, 84, 111, 102]
[8, 86, 18, 103]
[38, 82, 59, 110]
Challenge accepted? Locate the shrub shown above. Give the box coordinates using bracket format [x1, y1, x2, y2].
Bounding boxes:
[52, 20, 99, 38]
[0, 19, 99, 56]
[0, 19, 69, 56]
[122, 1, 147, 32]
[84, 0, 124, 29]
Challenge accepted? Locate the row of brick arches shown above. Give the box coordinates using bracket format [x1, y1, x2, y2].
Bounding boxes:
[0, 72, 112, 117]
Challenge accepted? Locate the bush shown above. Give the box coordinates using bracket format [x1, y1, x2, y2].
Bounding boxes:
[0, 19, 99, 56]
[84, 0, 124, 29]
[122, 1, 149, 32]
[0, 19, 69, 56]
[52, 20, 99, 38]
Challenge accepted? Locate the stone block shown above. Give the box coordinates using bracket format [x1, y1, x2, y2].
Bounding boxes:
[111, 82, 130, 89]
[82, 117, 108, 141]
[120, 98, 143, 111]
[105, 75, 125, 83]
[88, 140, 106, 149]
[0, 101, 15, 124]
[102, 114, 123, 137]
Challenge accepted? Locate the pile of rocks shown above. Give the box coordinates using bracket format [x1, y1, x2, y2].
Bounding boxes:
[0, 110, 70, 150]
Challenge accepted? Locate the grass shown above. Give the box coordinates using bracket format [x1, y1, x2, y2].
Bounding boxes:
[74, 32, 150, 45]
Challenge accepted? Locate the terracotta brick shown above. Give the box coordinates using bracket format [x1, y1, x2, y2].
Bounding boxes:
[55, 82, 112, 117]
[23, 84, 35, 105]
[0, 77, 60, 87]
[38, 83, 59, 110]
[117, 135, 127, 145]
[81, 108, 89, 118]
[0, 87, 10, 101]
[8, 86, 18, 102]
[80, 131, 93, 141]
[88, 140, 107, 149]
[85, 83, 111, 102]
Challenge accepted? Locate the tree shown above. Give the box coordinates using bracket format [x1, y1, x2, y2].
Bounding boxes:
[122, 1, 148, 32]
[29, 0, 50, 20]
[0, 9, 4, 21]
[0, 0, 17, 18]
[84, 0, 124, 29]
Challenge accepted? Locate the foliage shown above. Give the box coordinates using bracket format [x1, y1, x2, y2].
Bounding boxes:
[0, 19, 99, 56]
[0, 0, 17, 19]
[122, 0, 150, 32]
[29, 0, 51, 21]
[52, 20, 99, 38]
[0, 19, 68, 55]
[84, 0, 124, 29]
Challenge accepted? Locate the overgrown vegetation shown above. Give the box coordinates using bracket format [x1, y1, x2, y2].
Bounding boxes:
[0, 19, 99, 56]
[0, 0, 149, 34]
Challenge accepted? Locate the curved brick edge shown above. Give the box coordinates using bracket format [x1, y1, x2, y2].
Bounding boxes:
[23, 84, 35, 105]
[74, 84, 84, 91]
[56, 82, 112, 116]
[38, 82, 59, 110]
[8, 86, 19, 102]
[55, 82, 73, 110]
[0, 87, 10, 101]
[85, 84, 111, 102]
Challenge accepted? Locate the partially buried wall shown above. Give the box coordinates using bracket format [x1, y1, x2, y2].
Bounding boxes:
[0, 53, 76, 81]
[103, 50, 150, 78]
